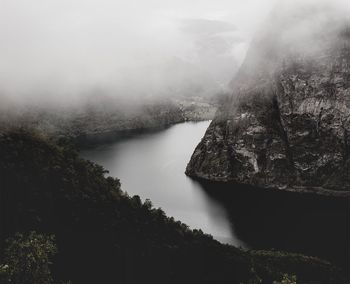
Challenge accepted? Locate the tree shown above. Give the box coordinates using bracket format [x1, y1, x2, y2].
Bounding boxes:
[0, 231, 57, 284]
[273, 274, 297, 284]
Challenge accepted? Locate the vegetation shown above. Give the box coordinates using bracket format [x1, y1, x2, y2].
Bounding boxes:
[273, 274, 297, 284]
[0, 129, 347, 283]
[0, 232, 57, 284]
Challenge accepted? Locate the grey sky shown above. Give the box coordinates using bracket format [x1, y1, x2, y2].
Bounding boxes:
[0, 0, 348, 105]
[0, 0, 278, 104]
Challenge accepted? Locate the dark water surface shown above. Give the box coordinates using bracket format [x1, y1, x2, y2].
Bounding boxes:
[80, 121, 350, 269]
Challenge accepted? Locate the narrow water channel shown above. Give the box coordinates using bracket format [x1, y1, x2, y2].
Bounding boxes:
[81, 121, 350, 269]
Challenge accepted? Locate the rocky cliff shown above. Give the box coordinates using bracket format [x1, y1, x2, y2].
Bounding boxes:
[186, 6, 350, 196]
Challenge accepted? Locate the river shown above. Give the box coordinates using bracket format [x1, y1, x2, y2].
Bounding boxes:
[80, 121, 349, 268]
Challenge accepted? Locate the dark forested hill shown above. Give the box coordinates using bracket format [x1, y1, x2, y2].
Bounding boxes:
[0, 97, 216, 142]
[0, 129, 346, 283]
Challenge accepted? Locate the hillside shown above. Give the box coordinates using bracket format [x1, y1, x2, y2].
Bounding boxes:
[0, 97, 216, 142]
[0, 129, 345, 283]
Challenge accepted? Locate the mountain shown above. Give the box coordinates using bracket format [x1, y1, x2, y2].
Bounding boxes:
[186, 4, 350, 196]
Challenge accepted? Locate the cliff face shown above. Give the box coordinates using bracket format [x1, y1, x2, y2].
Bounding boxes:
[186, 10, 350, 195]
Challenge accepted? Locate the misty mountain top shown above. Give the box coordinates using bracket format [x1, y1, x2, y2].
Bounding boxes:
[229, 0, 350, 90]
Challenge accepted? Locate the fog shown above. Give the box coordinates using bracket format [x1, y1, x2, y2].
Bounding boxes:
[0, 0, 276, 107]
[227, 0, 350, 89]
[0, 0, 349, 108]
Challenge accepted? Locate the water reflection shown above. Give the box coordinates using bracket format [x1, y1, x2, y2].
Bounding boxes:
[186, 177, 247, 247]
[80, 121, 239, 246]
[80, 121, 349, 270]
[196, 179, 350, 269]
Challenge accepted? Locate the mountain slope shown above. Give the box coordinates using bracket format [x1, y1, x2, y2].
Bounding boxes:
[0, 129, 346, 283]
[186, 5, 350, 196]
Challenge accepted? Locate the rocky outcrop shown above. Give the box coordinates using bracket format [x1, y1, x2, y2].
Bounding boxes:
[186, 8, 350, 196]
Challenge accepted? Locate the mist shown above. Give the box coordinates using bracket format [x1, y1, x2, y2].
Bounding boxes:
[0, 0, 278, 108]
[1, 0, 350, 109]
[226, 0, 350, 90]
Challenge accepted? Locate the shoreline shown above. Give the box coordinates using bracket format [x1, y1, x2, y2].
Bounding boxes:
[186, 173, 350, 198]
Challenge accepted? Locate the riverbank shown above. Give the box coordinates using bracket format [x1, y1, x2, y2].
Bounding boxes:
[0, 97, 217, 141]
[81, 121, 349, 272]
[186, 174, 350, 198]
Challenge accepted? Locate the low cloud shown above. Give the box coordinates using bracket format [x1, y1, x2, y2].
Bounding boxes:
[8, 0, 347, 108]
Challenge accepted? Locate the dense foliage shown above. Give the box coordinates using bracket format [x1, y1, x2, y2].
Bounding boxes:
[0, 129, 346, 283]
[0, 232, 57, 284]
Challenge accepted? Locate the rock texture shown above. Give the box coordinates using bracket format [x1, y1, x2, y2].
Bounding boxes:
[186, 8, 350, 196]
